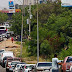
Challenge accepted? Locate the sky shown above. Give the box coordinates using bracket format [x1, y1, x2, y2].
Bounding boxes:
[0, 0, 23, 10]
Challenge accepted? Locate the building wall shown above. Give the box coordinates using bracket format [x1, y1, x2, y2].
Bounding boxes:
[24, 0, 36, 5]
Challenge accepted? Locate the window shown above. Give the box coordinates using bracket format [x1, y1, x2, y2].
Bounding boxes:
[38, 63, 52, 67]
[66, 57, 72, 62]
[0, 27, 5, 29]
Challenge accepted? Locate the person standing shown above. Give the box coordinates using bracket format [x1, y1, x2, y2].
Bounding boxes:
[52, 54, 59, 72]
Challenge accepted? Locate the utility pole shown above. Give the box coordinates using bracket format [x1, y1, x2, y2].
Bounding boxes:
[37, 0, 39, 62]
[20, 0, 24, 57]
[29, 0, 31, 36]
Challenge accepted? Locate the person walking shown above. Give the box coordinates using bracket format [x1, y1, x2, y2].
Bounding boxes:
[52, 54, 59, 72]
[11, 37, 13, 43]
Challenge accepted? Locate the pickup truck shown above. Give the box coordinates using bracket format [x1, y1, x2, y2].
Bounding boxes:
[36, 62, 52, 72]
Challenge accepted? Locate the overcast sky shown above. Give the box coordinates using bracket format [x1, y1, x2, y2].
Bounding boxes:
[0, 0, 23, 10]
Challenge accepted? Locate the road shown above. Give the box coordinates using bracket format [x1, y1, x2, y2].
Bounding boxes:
[0, 65, 6, 72]
[0, 38, 20, 72]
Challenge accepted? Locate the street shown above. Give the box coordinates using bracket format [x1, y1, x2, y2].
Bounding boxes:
[0, 65, 6, 72]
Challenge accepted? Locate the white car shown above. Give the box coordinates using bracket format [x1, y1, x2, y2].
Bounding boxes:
[24, 64, 36, 72]
[36, 62, 52, 72]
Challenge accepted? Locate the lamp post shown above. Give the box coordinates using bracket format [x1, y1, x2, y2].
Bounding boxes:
[37, 0, 39, 62]
[20, 0, 24, 57]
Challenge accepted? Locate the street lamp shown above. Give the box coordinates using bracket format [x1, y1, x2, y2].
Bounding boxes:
[20, 0, 24, 57]
[37, 0, 39, 62]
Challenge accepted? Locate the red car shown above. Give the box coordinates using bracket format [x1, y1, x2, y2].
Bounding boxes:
[61, 56, 72, 72]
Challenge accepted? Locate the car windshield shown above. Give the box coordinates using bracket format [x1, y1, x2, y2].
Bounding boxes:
[25, 65, 33, 69]
[66, 57, 72, 62]
[11, 62, 19, 65]
[17, 65, 20, 68]
[38, 63, 52, 67]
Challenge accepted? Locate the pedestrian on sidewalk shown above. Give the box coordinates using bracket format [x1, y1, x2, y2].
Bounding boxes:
[11, 37, 13, 43]
[52, 54, 59, 72]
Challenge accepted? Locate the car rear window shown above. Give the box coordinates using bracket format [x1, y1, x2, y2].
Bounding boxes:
[11, 62, 19, 65]
[0, 50, 4, 52]
[25, 66, 32, 69]
[38, 63, 52, 67]
[66, 57, 72, 62]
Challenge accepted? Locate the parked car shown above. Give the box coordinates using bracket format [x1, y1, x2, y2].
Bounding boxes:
[5, 57, 22, 72]
[9, 61, 21, 72]
[24, 64, 36, 72]
[60, 56, 72, 72]
[13, 62, 26, 72]
[36, 62, 52, 72]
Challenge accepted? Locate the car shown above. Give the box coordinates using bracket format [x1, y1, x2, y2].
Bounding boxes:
[24, 64, 36, 72]
[36, 62, 52, 72]
[13, 62, 26, 72]
[5, 57, 22, 72]
[9, 61, 21, 72]
[0, 49, 5, 53]
[0, 51, 14, 64]
[2, 56, 13, 67]
[60, 56, 72, 72]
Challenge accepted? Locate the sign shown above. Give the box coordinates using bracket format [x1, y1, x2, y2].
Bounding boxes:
[9, 1, 14, 9]
[61, 0, 72, 7]
[8, 0, 15, 13]
[9, 9, 15, 13]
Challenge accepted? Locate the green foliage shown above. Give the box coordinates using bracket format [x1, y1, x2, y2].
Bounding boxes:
[0, 13, 8, 23]
[10, 1, 72, 60]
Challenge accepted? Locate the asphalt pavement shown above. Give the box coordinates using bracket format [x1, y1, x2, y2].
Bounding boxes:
[0, 65, 6, 72]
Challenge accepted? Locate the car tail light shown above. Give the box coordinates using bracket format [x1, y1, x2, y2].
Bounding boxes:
[25, 66, 26, 68]
[66, 64, 70, 69]
[9, 66, 12, 68]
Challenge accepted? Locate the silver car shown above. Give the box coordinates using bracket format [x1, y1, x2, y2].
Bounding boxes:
[36, 62, 52, 72]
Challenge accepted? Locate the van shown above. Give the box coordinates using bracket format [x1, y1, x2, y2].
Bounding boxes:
[0, 51, 14, 64]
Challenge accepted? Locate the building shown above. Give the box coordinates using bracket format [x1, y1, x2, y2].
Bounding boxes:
[24, 0, 36, 5]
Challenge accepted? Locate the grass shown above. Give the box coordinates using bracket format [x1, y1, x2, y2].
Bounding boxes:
[14, 41, 51, 63]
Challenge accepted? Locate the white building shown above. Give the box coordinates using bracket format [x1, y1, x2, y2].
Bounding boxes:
[24, 0, 36, 5]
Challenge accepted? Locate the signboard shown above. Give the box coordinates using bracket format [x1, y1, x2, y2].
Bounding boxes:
[9, 9, 15, 13]
[9, 1, 14, 9]
[61, 0, 72, 7]
[8, 0, 15, 13]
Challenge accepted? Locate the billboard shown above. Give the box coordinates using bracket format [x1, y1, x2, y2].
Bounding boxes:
[9, 1, 14, 9]
[8, 0, 15, 13]
[61, 0, 72, 7]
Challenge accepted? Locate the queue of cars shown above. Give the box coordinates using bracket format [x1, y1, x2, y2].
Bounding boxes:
[0, 48, 53, 72]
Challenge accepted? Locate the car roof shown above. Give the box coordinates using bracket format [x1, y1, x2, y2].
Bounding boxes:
[11, 61, 20, 62]
[37, 62, 52, 63]
[25, 64, 36, 66]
